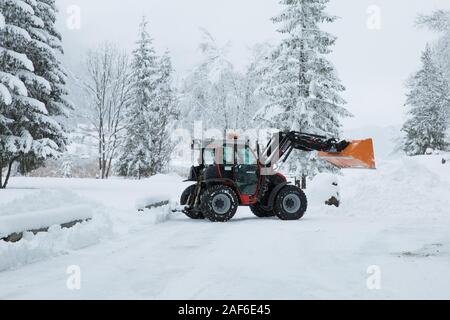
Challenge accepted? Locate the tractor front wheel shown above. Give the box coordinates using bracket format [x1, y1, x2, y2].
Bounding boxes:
[180, 185, 204, 220]
[201, 185, 239, 222]
[274, 185, 308, 221]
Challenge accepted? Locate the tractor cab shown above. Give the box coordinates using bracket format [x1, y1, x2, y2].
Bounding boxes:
[189, 138, 263, 205]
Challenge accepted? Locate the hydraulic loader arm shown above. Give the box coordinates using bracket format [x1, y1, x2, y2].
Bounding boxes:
[260, 131, 376, 169]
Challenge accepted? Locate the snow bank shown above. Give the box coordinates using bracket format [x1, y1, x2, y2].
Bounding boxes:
[0, 205, 94, 239]
[139, 204, 174, 225]
[0, 189, 114, 271]
[0, 185, 179, 271]
[135, 194, 171, 210]
[338, 157, 449, 217]
[0, 213, 113, 272]
[306, 173, 339, 207]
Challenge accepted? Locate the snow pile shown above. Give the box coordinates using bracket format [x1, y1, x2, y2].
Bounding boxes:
[306, 173, 339, 207]
[0, 214, 113, 272]
[0, 189, 114, 271]
[0, 205, 94, 239]
[338, 157, 449, 217]
[0, 184, 181, 271]
[139, 204, 174, 225]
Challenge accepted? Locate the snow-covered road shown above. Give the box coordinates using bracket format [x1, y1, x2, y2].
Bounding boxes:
[0, 156, 449, 299]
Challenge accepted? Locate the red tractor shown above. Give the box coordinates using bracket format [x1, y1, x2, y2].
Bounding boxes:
[180, 131, 375, 222]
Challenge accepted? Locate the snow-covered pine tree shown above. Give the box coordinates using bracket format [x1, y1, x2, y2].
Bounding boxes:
[149, 50, 178, 174]
[0, 0, 67, 188]
[416, 10, 450, 138]
[402, 45, 450, 155]
[17, 0, 70, 173]
[1, 0, 36, 188]
[417, 10, 450, 83]
[257, 0, 351, 181]
[116, 17, 160, 178]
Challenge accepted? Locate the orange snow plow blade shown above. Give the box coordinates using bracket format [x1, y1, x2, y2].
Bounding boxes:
[318, 139, 376, 169]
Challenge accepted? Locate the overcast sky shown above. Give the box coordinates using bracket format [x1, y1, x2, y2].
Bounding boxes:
[55, 0, 450, 129]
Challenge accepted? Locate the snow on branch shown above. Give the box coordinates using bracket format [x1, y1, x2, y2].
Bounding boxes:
[417, 10, 450, 32]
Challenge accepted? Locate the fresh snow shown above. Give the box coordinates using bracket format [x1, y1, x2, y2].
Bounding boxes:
[0, 189, 97, 239]
[15, 95, 48, 114]
[0, 156, 449, 299]
[0, 71, 28, 97]
[17, 70, 52, 92]
[4, 24, 32, 42]
[6, 0, 34, 15]
[0, 12, 5, 29]
[0, 204, 93, 238]
[0, 48, 34, 72]
[0, 83, 12, 105]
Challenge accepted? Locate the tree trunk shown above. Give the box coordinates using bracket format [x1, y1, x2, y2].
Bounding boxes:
[98, 131, 103, 179]
[1, 161, 14, 189]
[106, 157, 113, 179]
[98, 131, 106, 179]
[105, 135, 118, 179]
[0, 163, 3, 189]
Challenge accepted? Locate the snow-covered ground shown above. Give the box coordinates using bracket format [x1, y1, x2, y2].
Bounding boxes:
[0, 156, 449, 299]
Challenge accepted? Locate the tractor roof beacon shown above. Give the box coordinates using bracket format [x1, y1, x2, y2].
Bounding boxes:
[180, 131, 376, 222]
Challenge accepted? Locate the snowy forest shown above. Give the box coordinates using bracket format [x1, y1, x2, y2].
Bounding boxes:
[1, 0, 450, 301]
[1, 1, 450, 188]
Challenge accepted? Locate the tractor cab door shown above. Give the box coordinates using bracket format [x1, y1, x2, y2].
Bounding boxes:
[235, 145, 259, 196]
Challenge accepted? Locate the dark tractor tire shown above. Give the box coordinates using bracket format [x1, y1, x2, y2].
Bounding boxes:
[201, 185, 239, 222]
[274, 185, 308, 221]
[180, 185, 204, 220]
[250, 204, 275, 218]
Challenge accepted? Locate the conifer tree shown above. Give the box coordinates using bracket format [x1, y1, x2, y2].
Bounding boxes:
[150, 50, 178, 175]
[117, 18, 176, 178]
[402, 45, 450, 155]
[0, 0, 68, 188]
[257, 0, 352, 180]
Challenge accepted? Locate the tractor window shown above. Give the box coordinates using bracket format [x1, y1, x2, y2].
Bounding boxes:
[203, 149, 215, 165]
[237, 146, 257, 165]
[223, 145, 235, 165]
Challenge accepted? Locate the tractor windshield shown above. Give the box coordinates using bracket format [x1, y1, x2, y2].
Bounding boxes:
[237, 146, 257, 165]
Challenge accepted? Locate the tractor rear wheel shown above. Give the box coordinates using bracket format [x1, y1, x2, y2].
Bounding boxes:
[180, 185, 204, 220]
[274, 185, 308, 221]
[201, 185, 239, 222]
[250, 204, 275, 218]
